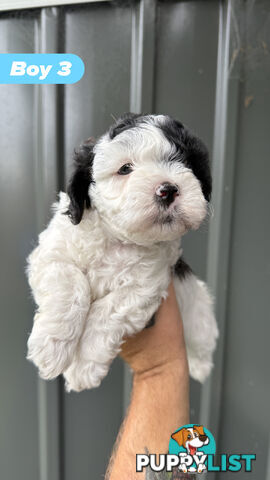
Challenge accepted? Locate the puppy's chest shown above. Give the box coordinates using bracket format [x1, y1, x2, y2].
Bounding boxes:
[84, 241, 180, 301]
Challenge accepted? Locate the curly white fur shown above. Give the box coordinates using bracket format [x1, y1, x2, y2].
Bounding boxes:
[27, 117, 218, 391]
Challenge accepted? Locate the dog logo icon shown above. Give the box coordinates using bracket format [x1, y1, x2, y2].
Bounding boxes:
[169, 424, 215, 473]
[171, 425, 209, 455]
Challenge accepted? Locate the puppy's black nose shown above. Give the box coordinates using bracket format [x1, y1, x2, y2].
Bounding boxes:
[155, 182, 179, 207]
[199, 435, 208, 442]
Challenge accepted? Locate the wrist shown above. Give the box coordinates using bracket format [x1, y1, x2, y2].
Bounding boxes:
[131, 357, 190, 452]
[133, 357, 188, 385]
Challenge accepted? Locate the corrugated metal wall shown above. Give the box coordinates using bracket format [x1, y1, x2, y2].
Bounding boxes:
[0, 1, 269, 479]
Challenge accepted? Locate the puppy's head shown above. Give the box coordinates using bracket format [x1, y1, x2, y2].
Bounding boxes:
[66, 113, 211, 244]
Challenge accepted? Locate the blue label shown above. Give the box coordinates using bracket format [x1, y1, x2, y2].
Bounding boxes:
[0, 54, 85, 84]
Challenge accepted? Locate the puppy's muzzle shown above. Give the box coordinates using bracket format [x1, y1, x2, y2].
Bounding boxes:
[155, 182, 179, 207]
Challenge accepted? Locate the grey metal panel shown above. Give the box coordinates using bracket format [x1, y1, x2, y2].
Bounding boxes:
[64, 3, 132, 174]
[154, 0, 220, 424]
[0, 13, 40, 480]
[130, 0, 156, 113]
[63, 362, 124, 480]
[155, 0, 219, 278]
[217, 1, 270, 477]
[63, 4, 131, 479]
[200, 0, 235, 446]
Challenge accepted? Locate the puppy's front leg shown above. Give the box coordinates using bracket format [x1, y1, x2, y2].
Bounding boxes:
[173, 261, 218, 383]
[64, 288, 161, 392]
[27, 260, 91, 380]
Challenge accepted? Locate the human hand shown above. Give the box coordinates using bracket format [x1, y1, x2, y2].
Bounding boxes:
[107, 282, 189, 479]
[120, 281, 188, 379]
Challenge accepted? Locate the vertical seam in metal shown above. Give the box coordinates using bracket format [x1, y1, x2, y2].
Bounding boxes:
[56, 9, 66, 480]
[58, 377, 65, 480]
[57, 6, 66, 192]
[200, 1, 241, 477]
[199, 0, 230, 431]
[130, 0, 144, 113]
[266, 438, 270, 480]
[34, 8, 63, 480]
[129, 0, 156, 113]
[34, 13, 48, 480]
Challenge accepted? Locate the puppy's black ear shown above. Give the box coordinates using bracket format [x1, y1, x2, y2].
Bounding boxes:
[65, 138, 95, 225]
[159, 117, 212, 202]
[181, 128, 212, 202]
[109, 112, 143, 139]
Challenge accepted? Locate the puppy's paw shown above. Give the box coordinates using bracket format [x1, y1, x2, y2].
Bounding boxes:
[187, 350, 213, 383]
[64, 360, 109, 392]
[27, 333, 74, 380]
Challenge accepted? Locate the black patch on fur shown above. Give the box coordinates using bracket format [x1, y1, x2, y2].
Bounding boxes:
[158, 117, 212, 202]
[65, 138, 95, 225]
[145, 314, 156, 329]
[109, 112, 143, 139]
[174, 257, 193, 279]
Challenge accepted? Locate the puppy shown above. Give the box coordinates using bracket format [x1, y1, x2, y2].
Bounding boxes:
[26, 113, 218, 392]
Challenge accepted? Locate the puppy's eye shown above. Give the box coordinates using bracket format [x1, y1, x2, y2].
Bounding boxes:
[187, 435, 191, 439]
[117, 163, 133, 175]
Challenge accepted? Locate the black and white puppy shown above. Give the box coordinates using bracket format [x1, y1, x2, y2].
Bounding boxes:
[27, 113, 218, 392]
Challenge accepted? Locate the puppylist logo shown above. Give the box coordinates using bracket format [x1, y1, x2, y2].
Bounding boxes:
[136, 424, 256, 475]
[170, 424, 214, 473]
